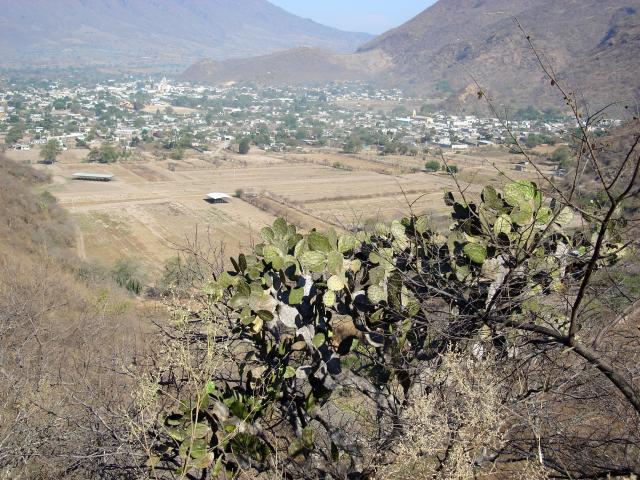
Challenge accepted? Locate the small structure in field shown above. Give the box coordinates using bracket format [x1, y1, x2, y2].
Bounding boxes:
[72, 172, 114, 182]
[206, 192, 231, 204]
[514, 160, 529, 172]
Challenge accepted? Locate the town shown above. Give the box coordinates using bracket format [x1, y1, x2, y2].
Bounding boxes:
[0, 75, 616, 166]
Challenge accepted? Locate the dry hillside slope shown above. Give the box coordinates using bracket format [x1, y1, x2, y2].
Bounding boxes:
[360, 0, 640, 106]
[0, 156, 157, 477]
[183, 47, 391, 85]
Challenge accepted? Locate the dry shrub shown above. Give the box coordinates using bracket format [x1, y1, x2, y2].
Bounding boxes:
[130, 301, 235, 477]
[0, 155, 159, 478]
[378, 350, 548, 480]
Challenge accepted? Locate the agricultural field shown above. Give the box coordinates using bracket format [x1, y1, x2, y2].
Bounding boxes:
[18, 145, 551, 282]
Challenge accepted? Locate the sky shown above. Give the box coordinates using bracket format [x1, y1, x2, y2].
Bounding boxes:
[268, 1, 436, 35]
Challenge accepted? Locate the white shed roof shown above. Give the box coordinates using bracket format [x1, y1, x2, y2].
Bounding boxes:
[206, 192, 231, 200]
[72, 172, 114, 180]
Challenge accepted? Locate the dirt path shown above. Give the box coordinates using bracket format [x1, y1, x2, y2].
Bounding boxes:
[76, 224, 87, 260]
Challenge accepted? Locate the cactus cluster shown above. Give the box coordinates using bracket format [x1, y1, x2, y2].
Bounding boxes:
[152, 181, 627, 476]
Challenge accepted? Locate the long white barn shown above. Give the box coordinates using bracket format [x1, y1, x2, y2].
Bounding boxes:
[72, 172, 114, 181]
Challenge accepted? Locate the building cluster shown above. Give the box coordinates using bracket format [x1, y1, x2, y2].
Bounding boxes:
[0, 76, 617, 156]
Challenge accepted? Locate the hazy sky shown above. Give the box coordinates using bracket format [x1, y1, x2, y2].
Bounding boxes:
[269, 1, 436, 34]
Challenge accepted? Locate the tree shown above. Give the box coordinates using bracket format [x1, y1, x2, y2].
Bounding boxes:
[39, 139, 62, 163]
[424, 160, 440, 172]
[5, 125, 24, 145]
[342, 135, 362, 154]
[551, 144, 572, 168]
[177, 132, 194, 149]
[238, 138, 251, 155]
[391, 105, 410, 117]
[87, 143, 120, 163]
[525, 132, 559, 148]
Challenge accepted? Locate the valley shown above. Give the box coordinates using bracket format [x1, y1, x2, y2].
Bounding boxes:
[8, 143, 548, 280]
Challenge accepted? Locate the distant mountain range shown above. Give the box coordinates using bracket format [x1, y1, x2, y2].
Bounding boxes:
[0, 0, 372, 68]
[184, 0, 640, 108]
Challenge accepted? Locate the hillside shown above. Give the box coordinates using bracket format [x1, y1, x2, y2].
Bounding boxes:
[0, 0, 372, 68]
[359, 0, 640, 107]
[184, 0, 640, 108]
[183, 47, 391, 86]
[0, 156, 158, 477]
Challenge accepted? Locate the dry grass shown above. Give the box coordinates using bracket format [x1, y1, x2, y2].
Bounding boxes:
[32, 145, 552, 278]
[377, 350, 549, 480]
[0, 155, 160, 478]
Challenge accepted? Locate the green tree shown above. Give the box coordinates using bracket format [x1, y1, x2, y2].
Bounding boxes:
[551, 144, 572, 169]
[177, 133, 194, 149]
[87, 143, 120, 163]
[5, 125, 24, 145]
[39, 139, 62, 163]
[391, 105, 410, 117]
[342, 135, 363, 154]
[238, 138, 251, 155]
[424, 160, 440, 172]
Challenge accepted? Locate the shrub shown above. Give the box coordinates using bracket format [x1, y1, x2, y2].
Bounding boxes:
[238, 137, 251, 155]
[170, 148, 185, 160]
[111, 259, 144, 295]
[424, 160, 440, 172]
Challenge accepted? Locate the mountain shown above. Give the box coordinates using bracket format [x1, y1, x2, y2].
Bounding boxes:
[0, 0, 372, 68]
[358, 0, 640, 106]
[183, 0, 640, 108]
[183, 47, 391, 86]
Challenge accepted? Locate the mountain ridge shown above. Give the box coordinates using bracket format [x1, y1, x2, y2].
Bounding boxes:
[0, 0, 372, 68]
[183, 0, 640, 108]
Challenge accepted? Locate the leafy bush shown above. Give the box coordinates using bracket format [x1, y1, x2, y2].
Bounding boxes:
[238, 137, 251, 155]
[424, 160, 440, 172]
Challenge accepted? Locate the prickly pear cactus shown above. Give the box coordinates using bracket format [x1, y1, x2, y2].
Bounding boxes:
[150, 181, 625, 477]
